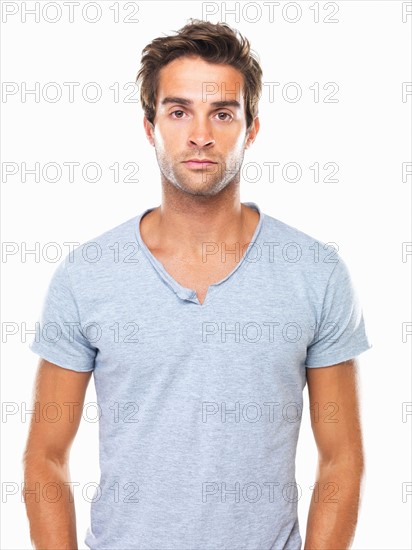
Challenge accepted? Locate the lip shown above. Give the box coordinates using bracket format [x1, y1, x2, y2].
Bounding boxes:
[183, 160, 218, 169]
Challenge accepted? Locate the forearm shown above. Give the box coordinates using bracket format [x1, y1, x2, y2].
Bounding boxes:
[23, 456, 78, 550]
[304, 459, 364, 550]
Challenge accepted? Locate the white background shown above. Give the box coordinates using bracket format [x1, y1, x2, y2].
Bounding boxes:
[1, 1, 411, 549]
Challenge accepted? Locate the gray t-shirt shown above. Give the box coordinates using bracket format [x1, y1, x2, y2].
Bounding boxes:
[29, 201, 372, 550]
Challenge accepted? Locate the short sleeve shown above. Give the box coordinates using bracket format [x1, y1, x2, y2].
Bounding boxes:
[305, 255, 372, 367]
[29, 258, 97, 372]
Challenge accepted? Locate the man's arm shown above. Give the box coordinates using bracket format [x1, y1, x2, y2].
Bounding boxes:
[22, 358, 93, 550]
[304, 358, 365, 550]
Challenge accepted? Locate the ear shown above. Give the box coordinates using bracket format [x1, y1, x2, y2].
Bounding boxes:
[143, 116, 155, 146]
[245, 116, 260, 149]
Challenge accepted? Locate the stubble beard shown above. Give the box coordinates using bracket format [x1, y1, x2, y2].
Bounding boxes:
[155, 148, 246, 197]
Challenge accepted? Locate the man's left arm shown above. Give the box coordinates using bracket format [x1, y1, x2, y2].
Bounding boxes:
[304, 358, 365, 550]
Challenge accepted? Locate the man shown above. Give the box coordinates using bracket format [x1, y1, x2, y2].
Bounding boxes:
[24, 19, 372, 550]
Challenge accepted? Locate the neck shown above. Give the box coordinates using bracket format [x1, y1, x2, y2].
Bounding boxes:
[140, 178, 259, 261]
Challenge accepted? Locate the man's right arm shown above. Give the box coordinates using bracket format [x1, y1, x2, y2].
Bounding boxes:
[22, 358, 93, 550]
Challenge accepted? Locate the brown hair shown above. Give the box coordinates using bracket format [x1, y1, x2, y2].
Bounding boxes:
[136, 18, 262, 132]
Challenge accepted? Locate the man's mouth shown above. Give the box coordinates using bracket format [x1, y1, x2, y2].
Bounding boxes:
[182, 159, 218, 169]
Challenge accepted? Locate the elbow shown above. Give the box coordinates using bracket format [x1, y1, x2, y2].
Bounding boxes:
[318, 450, 365, 476]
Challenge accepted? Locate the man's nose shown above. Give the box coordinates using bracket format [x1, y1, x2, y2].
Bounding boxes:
[188, 119, 215, 148]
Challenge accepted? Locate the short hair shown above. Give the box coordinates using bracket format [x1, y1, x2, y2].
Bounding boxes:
[136, 18, 262, 131]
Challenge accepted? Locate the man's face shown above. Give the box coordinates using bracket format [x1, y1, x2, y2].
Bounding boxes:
[144, 55, 259, 197]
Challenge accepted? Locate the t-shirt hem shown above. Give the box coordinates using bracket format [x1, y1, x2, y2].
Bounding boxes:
[29, 344, 95, 373]
[305, 341, 372, 368]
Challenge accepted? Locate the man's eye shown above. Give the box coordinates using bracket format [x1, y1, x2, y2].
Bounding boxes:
[216, 112, 232, 121]
[171, 110, 185, 118]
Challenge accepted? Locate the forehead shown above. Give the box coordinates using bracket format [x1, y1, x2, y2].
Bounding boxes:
[156, 55, 244, 105]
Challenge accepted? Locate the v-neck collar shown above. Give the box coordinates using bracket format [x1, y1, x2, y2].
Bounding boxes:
[134, 202, 265, 306]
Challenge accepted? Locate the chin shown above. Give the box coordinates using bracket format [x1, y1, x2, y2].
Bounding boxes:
[179, 185, 221, 198]
[172, 176, 223, 196]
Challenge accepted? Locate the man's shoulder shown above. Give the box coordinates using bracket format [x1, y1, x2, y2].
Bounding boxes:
[85, 214, 139, 245]
[257, 210, 343, 278]
[262, 210, 332, 248]
[62, 213, 140, 269]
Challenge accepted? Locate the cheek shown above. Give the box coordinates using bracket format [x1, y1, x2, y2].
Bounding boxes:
[153, 124, 179, 151]
[226, 133, 247, 154]
[153, 128, 167, 151]
[218, 125, 247, 147]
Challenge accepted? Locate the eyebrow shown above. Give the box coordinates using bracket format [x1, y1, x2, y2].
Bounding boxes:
[160, 96, 241, 109]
